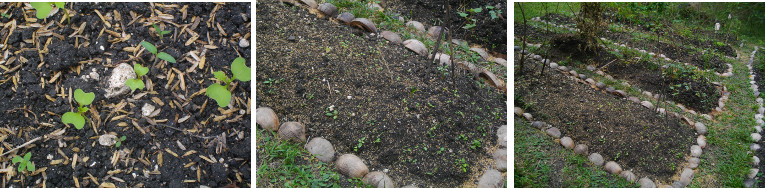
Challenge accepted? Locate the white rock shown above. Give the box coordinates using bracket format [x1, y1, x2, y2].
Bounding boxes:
[514, 107, 523, 116]
[620, 170, 637, 182]
[523, 113, 533, 121]
[690, 145, 702, 157]
[689, 157, 700, 169]
[588, 153, 604, 166]
[89, 71, 100, 80]
[545, 127, 561, 138]
[754, 156, 761, 166]
[753, 133, 762, 142]
[239, 38, 250, 48]
[695, 122, 707, 135]
[680, 168, 694, 186]
[305, 137, 336, 163]
[574, 144, 588, 155]
[256, 107, 280, 131]
[105, 63, 136, 98]
[138, 103, 156, 118]
[98, 134, 117, 146]
[641, 101, 654, 109]
[752, 144, 761, 151]
[493, 149, 507, 172]
[697, 135, 707, 148]
[477, 169, 503, 188]
[560, 137, 574, 149]
[363, 171, 395, 188]
[748, 169, 759, 179]
[336, 154, 369, 178]
[638, 178, 656, 188]
[497, 125, 507, 147]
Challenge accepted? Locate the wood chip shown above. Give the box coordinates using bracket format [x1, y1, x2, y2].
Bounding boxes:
[94, 9, 111, 28]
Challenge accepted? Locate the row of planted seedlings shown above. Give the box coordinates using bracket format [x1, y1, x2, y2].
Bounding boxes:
[284, 0, 507, 93]
[269, 0, 507, 187]
[513, 34, 731, 185]
[746, 47, 763, 187]
[524, 16, 737, 76]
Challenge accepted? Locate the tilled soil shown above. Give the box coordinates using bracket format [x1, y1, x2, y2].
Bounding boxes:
[515, 61, 695, 183]
[256, 1, 506, 187]
[0, 2, 250, 187]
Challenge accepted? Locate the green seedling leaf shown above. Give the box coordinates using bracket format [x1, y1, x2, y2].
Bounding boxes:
[74, 89, 95, 106]
[133, 63, 149, 77]
[120, 135, 126, 141]
[78, 106, 89, 113]
[457, 12, 468, 17]
[157, 52, 176, 63]
[30, 2, 53, 19]
[230, 57, 251, 82]
[486, 5, 494, 9]
[24, 152, 30, 161]
[206, 83, 231, 108]
[139, 41, 157, 55]
[463, 24, 476, 29]
[125, 78, 145, 91]
[27, 162, 34, 171]
[18, 162, 25, 172]
[152, 23, 161, 33]
[471, 7, 482, 13]
[62, 112, 85, 129]
[115, 141, 121, 147]
[490, 11, 497, 20]
[54, 2, 65, 8]
[213, 71, 229, 83]
[12, 156, 22, 164]
[160, 30, 171, 35]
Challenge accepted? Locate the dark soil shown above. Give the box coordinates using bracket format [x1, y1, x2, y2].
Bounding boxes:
[385, 0, 507, 55]
[0, 2, 250, 187]
[256, 1, 506, 187]
[515, 60, 695, 184]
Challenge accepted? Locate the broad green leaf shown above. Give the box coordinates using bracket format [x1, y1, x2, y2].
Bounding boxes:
[457, 12, 468, 17]
[125, 78, 145, 91]
[27, 162, 34, 171]
[115, 141, 121, 147]
[120, 135, 126, 141]
[231, 57, 251, 82]
[139, 41, 157, 55]
[54, 2, 65, 8]
[18, 162, 25, 172]
[472, 7, 482, 13]
[12, 156, 22, 164]
[206, 84, 232, 108]
[23, 152, 30, 161]
[485, 5, 494, 9]
[213, 71, 229, 82]
[133, 63, 149, 77]
[62, 112, 85, 129]
[30, 2, 53, 19]
[157, 52, 176, 63]
[74, 89, 95, 106]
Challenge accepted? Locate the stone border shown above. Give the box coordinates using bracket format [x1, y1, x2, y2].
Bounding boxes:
[744, 46, 760, 187]
[257, 106, 506, 187]
[514, 44, 718, 187]
[517, 40, 730, 120]
[283, 0, 508, 93]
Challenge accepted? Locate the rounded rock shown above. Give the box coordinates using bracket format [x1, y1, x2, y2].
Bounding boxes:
[588, 153, 605, 166]
[514, 107, 523, 116]
[141, 103, 155, 117]
[239, 38, 250, 48]
[596, 82, 606, 89]
[426, 26, 442, 40]
[531, 121, 546, 129]
[680, 168, 693, 186]
[560, 137, 574, 149]
[697, 135, 707, 149]
[105, 63, 136, 98]
[628, 96, 641, 103]
[641, 101, 654, 109]
[753, 133, 762, 142]
[305, 137, 336, 163]
[477, 169, 503, 188]
[380, 31, 402, 45]
[604, 161, 622, 175]
[689, 157, 700, 169]
[639, 178, 656, 188]
[619, 170, 637, 182]
[545, 127, 561, 138]
[523, 113, 533, 121]
[318, 3, 338, 17]
[752, 144, 761, 151]
[549, 63, 559, 69]
[695, 122, 707, 135]
[278, 122, 306, 143]
[497, 125, 507, 147]
[749, 168, 759, 179]
[574, 144, 588, 155]
[363, 171, 395, 188]
[403, 39, 428, 56]
[492, 149, 507, 172]
[350, 18, 378, 33]
[256, 107, 280, 131]
[587, 65, 596, 71]
[690, 145, 702, 157]
[754, 156, 761, 166]
[336, 12, 355, 24]
[405, 21, 426, 34]
[336, 154, 369, 178]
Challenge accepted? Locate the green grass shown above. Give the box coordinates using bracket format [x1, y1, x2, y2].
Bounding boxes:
[256, 128, 370, 187]
[515, 119, 637, 187]
[514, 2, 581, 21]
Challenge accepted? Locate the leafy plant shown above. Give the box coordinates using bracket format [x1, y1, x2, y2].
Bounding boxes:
[486, 5, 502, 20]
[115, 135, 127, 147]
[470, 139, 482, 150]
[353, 137, 366, 152]
[139, 41, 176, 64]
[62, 89, 95, 130]
[205, 57, 251, 108]
[12, 152, 34, 173]
[455, 158, 468, 173]
[30, 2, 69, 23]
[125, 63, 149, 91]
[409, 86, 418, 97]
[325, 107, 338, 119]
[152, 23, 171, 41]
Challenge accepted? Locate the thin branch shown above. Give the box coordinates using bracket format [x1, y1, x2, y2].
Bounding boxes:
[0, 137, 41, 157]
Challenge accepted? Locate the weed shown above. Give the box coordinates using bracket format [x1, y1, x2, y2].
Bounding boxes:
[30, 2, 68, 23]
[12, 152, 34, 173]
[354, 137, 366, 152]
[115, 135, 127, 147]
[470, 140, 482, 150]
[325, 106, 338, 119]
[455, 158, 469, 173]
[139, 41, 177, 64]
[437, 147, 445, 154]
[62, 89, 95, 130]
[152, 23, 171, 41]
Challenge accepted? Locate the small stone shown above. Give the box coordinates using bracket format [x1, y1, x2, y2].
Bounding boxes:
[560, 137, 574, 149]
[278, 122, 306, 143]
[305, 137, 336, 163]
[514, 46, 521, 51]
[336, 154, 369, 178]
[588, 153, 605, 166]
[514, 107, 523, 116]
[689, 157, 700, 169]
[745, 179, 756, 188]
[596, 70, 605, 75]
[470, 47, 490, 60]
[641, 101, 654, 109]
[256, 107, 280, 131]
[690, 145, 702, 157]
[98, 134, 118, 146]
[492, 149, 507, 172]
[141, 103, 155, 117]
[672, 182, 684, 188]
[558, 66, 568, 72]
[574, 144, 588, 155]
[614, 90, 627, 98]
[523, 113, 533, 121]
[604, 161, 622, 175]
[758, 119, 765, 126]
[363, 171, 395, 188]
[426, 26, 442, 40]
[569, 70, 578, 76]
[748, 169, 759, 179]
[596, 82, 606, 89]
[405, 21, 426, 34]
[105, 63, 136, 98]
[643, 91, 653, 97]
[586, 78, 596, 85]
[477, 169, 503, 188]
[287, 36, 297, 42]
[89, 71, 100, 80]
[380, 31, 402, 44]
[701, 114, 712, 120]
[753, 133, 762, 142]
[531, 121, 545, 129]
[579, 74, 587, 80]
[545, 127, 561, 138]
[403, 39, 428, 56]
[318, 3, 338, 17]
[753, 156, 760, 166]
[497, 125, 507, 147]
[752, 144, 761, 151]
[680, 168, 693, 186]
[587, 65, 596, 71]
[549, 63, 559, 69]
[638, 177, 656, 188]
[628, 97, 641, 103]
[606, 87, 615, 93]
[697, 135, 707, 149]
[695, 122, 707, 135]
[619, 170, 637, 182]
[239, 38, 250, 48]
[336, 12, 355, 24]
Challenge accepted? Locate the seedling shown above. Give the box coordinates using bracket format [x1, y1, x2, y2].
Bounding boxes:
[12, 152, 34, 173]
[62, 89, 95, 129]
[205, 57, 251, 108]
[353, 137, 366, 152]
[470, 140, 481, 150]
[30, 2, 69, 23]
[125, 63, 149, 91]
[325, 107, 338, 119]
[409, 86, 418, 97]
[152, 23, 171, 41]
[139, 41, 176, 64]
[455, 158, 468, 173]
[115, 135, 127, 147]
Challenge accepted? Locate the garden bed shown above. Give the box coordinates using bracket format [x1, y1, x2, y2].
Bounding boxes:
[0, 2, 250, 187]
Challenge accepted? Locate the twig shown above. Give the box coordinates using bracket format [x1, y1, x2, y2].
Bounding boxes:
[0, 137, 41, 157]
